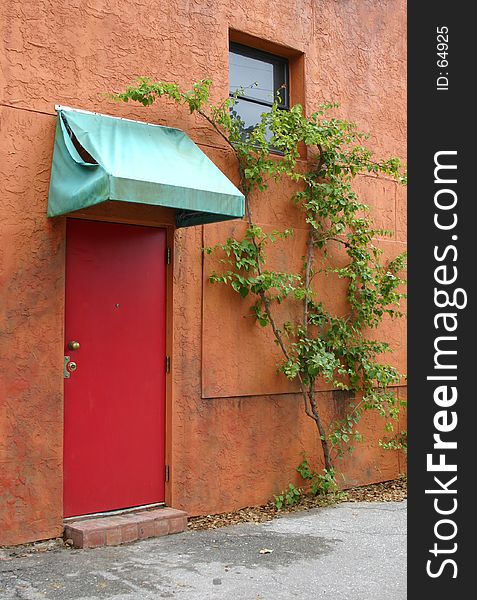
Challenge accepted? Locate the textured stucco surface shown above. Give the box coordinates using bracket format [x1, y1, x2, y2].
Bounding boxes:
[0, 108, 65, 544]
[0, 0, 406, 545]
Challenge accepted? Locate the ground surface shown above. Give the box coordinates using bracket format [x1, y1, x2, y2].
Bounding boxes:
[0, 500, 406, 600]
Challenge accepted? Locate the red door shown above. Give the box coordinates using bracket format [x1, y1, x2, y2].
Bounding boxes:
[64, 219, 167, 518]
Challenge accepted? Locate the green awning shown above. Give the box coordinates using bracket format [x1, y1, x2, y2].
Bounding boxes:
[47, 106, 245, 227]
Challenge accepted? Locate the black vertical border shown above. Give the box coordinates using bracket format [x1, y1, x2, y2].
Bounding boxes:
[408, 2, 472, 596]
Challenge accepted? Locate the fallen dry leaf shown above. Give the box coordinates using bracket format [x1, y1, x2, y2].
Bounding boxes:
[187, 477, 407, 532]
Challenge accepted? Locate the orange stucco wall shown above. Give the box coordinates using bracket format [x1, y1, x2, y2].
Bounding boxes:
[0, 0, 406, 545]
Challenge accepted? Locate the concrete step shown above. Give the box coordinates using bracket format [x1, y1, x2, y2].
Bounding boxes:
[64, 507, 188, 548]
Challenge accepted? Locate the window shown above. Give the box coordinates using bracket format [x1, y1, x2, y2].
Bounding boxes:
[229, 42, 289, 139]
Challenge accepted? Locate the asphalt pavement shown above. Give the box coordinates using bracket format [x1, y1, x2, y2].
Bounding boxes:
[0, 500, 406, 600]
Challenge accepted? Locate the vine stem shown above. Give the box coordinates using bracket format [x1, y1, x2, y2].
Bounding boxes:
[308, 386, 333, 471]
[197, 108, 236, 154]
[239, 159, 333, 472]
[303, 223, 315, 333]
[196, 97, 335, 473]
[197, 107, 253, 220]
[302, 205, 333, 471]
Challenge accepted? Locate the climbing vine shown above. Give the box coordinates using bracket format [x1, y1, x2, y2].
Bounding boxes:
[113, 78, 407, 478]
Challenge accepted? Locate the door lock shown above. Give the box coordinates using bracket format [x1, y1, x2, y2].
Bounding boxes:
[64, 356, 78, 378]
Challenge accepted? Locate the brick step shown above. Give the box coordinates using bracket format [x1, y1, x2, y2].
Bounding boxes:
[64, 507, 188, 549]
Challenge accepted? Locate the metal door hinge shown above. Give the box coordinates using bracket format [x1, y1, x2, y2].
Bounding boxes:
[165, 464, 170, 482]
[165, 356, 171, 374]
[166, 247, 171, 265]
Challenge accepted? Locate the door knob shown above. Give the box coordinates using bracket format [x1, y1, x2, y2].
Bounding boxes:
[68, 340, 80, 351]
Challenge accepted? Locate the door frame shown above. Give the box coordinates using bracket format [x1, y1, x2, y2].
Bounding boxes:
[63, 204, 175, 513]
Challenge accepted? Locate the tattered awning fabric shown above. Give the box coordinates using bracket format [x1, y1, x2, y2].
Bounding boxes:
[47, 106, 245, 227]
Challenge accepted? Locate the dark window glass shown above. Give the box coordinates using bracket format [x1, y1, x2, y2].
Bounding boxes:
[230, 98, 273, 139]
[229, 43, 289, 139]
